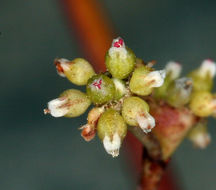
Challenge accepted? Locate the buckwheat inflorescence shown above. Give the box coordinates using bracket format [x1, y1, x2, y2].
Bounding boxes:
[44, 37, 216, 157]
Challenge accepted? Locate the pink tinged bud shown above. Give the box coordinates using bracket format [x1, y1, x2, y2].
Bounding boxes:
[145, 70, 166, 88]
[136, 112, 155, 133]
[191, 133, 211, 149]
[165, 61, 182, 79]
[45, 97, 69, 117]
[108, 37, 127, 59]
[80, 124, 96, 142]
[103, 133, 121, 157]
[199, 59, 216, 78]
[54, 58, 70, 77]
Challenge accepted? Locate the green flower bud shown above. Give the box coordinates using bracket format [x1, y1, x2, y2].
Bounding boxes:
[122, 97, 155, 133]
[112, 78, 127, 100]
[189, 91, 216, 117]
[188, 59, 216, 92]
[86, 74, 115, 104]
[105, 37, 136, 79]
[129, 66, 166, 96]
[166, 77, 193, 108]
[188, 121, 211, 149]
[54, 58, 95, 85]
[44, 89, 91, 118]
[97, 109, 127, 157]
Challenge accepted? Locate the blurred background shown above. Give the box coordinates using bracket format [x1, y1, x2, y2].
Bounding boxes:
[1, 0, 216, 189]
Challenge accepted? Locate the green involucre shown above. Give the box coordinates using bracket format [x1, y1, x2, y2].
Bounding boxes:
[122, 96, 149, 126]
[86, 74, 115, 104]
[97, 109, 127, 140]
[105, 47, 136, 79]
[60, 89, 91, 117]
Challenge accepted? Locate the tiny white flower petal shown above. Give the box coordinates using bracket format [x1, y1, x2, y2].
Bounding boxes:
[57, 71, 66, 77]
[165, 61, 182, 79]
[199, 59, 216, 78]
[175, 77, 193, 98]
[192, 133, 211, 149]
[47, 98, 69, 117]
[55, 58, 70, 77]
[137, 112, 155, 133]
[145, 70, 166, 88]
[109, 47, 127, 59]
[103, 133, 121, 157]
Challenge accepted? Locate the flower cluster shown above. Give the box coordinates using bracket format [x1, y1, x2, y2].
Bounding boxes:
[44, 37, 216, 157]
[44, 37, 166, 157]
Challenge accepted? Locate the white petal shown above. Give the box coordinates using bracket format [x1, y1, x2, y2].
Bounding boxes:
[199, 59, 216, 78]
[55, 58, 70, 77]
[165, 61, 182, 79]
[175, 77, 193, 98]
[193, 133, 211, 149]
[145, 70, 166, 88]
[109, 37, 127, 59]
[103, 133, 121, 157]
[108, 47, 127, 59]
[47, 98, 69, 117]
[137, 112, 155, 133]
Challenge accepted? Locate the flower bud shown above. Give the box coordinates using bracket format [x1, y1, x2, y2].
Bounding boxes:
[54, 58, 95, 85]
[112, 78, 127, 100]
[165, 61, 182, 80]
[129, 66, 166, 96]
[86, 74, 115, 104]
[97, 109, 127, 157]
[44, 89, 91, 118]
[80, 107, 104, 141]
[105, 37, 136, 79]
[189, 91, 216, 117]
[166, 77, 193, 108]
[122, 97, 155, 133]
[154, 62, 181, 100]
[80, 124, 96, 142]
[188, 59, 216, 92]
[188, 122, 211, 149]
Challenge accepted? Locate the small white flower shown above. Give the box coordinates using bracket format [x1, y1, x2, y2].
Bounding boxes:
[103, 133, 121, 157]
[165, 61, 182, 79]
[136, 112, 155, 133]
[199, 59, 216, 78]
[192, 133, 211, 149]
[175, 77, 193, 98]
[145, 70, 166, 88]
[108, 37, 127, 59]
[54, 58, 70, 77]
[45, 97, 69, 117]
